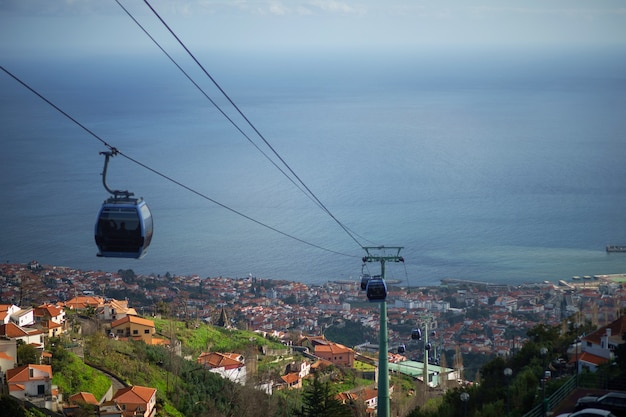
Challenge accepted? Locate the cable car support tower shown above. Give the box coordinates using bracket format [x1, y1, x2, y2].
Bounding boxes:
[362, 246, 404, 417]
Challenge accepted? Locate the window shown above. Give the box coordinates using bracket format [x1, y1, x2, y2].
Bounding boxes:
[144, 329, 150, 334]
[133, 329, 138, 335]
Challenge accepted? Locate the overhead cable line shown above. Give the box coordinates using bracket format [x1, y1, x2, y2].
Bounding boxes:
[113, 0, 315, 205]
[0, 64, 357, 259]
[139, 0, 368, 251]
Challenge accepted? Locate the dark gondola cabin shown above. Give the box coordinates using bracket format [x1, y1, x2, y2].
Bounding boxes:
[360, 274, 371, 291]
[95, 197, 153, 259]
[398, 344, 406, 354]
[411, 328, 422, 340]
[366, 279, 387, 302]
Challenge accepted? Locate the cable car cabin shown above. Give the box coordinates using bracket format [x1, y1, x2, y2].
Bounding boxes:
[398, 344, 406, 354]
[361, 274, 382, 291]
[360, 274, 371, 290]
[95, 197, 153, 259]
[366, 279, 387, 302]
[411, 328, 422, 340]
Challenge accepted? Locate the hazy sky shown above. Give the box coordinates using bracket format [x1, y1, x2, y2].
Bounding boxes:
[1, 0, 625, 58]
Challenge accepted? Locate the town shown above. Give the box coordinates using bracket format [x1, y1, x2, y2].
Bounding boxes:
[1, 260, 625, 416]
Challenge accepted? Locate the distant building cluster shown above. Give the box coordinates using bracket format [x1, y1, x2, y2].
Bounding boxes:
[1, 261, 626, 415]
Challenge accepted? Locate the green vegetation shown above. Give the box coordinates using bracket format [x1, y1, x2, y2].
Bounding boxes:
[49, 338, 110, 400]
[298, 375, 352, 417]
[407, 321, 621, 417]
[0, 395, 47, 417]
[49, 311, 626, 417]
[16, 341, 40, 366]
[153, 317, 285, 356]
[324, 321, 374, 348]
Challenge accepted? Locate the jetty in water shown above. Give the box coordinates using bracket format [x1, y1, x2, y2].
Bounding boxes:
[606, 245, 626, 252]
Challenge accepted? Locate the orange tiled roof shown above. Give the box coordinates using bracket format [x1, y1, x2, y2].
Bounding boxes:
[197, 352, 244, 369]
[34, 303, 64, 318]
[65, 296, 104, 309]
[583, 315, 626, 345]
[579, 351, 610, 367]
[7, 364, 52, 382]
[315, 342, 354, 355]
[112, 385, 156, 404]
[111, 315, 155, 328]
[0, 322, 41, 338]
[281, 372, 300, 384]
[70, 392, 99, 405]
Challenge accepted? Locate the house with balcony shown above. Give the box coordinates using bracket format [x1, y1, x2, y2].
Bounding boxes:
[6, 364, 53, 400]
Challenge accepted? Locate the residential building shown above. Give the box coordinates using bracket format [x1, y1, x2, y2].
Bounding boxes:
[10, 308, 35, 327]
[579, 314, 626, 372]
[0, 322, 45, 349]
[279, 372, 302, 390]
[6, 364, 53, 400]
[110, 315, 156, 344]
[33, 304, 66, 326]
[336, 387, 379, 415]
[313, 341, 355, 368]
[98, 299, 137, 322]
[109, 385, 157, 417]
[197, 352, 247, 385]
[0, 304, 21, 325]
[64, 295, 104, 311]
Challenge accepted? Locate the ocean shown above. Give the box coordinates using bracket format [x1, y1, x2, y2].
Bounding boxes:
[1, 45, 626, 287]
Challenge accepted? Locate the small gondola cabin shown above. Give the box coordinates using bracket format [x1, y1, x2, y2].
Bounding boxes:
[411, 328, 422, 340]
[95, 197, 153, 259]
[366, 279, 387, 302]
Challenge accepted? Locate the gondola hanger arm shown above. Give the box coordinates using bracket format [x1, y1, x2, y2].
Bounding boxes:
[100, 150, 134, 199]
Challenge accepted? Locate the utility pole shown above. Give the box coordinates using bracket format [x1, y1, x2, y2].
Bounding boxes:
[362, 246, 404, 417]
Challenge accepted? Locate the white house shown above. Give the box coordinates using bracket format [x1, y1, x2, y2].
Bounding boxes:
[0, 338, 18, 385]
[197, 352, 247, 385]
[578, 315, 626, 373]
[10, 308, 35, 327]
[97, 299, 137, 322]
[0, 304, 21, 325]
[0, 322, 46, 349]
[7, 364, 53, 400]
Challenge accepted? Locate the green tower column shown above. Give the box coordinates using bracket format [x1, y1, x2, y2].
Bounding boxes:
[378, 259, 389, 417]
[362, 246, 404, 417]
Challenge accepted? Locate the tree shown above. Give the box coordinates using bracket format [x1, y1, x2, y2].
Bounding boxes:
[299, 375, 352, 417]
[17, 341, 39, 365]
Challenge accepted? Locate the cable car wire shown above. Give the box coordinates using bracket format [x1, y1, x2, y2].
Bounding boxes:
[137, 0, 368, 251]
[114, 0, 316, 207]
[0, 64, 358, 259]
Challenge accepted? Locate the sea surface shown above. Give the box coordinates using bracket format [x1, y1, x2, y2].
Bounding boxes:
[1, 46, 626, 287]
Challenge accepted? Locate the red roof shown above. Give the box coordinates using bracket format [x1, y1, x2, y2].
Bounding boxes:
[579, 351, 609, 367]
[112, 385, 156, 405]
[110, 315, 155, 328]
[197, 352, 244, 369]
[6, 364, 52, 382]
[69, 392, 99, 405]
